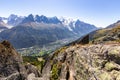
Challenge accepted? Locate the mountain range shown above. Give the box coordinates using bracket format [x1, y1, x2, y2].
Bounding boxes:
[0, 14, 97, 48]
[0, 20, 120, 79]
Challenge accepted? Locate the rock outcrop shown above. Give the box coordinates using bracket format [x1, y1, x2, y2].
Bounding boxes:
[0, 40, 27, 80]
[0, 40, 40, 80]
[41, 44, 120, 80]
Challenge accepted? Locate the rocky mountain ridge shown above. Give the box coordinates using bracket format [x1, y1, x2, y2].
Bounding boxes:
[90, 25, 120, 44]
[0, 14, 97, 30]
[107, 20, 120, 28]
[0, 14, 97, 49]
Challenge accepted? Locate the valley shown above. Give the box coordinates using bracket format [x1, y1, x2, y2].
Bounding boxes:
[17, 37, 77, 56]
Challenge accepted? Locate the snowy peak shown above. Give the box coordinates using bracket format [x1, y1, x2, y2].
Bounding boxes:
[0, 14, 97, 34]
[8, 14, 18, 21]
[63, 19, 74, 25]
[0, 20, 8, 32]
[59, 18, 97, 34]
[21, 14, 35, 24]
[7, 14, 24, 26]
[34, 15, 49, 23]
[22, 14, 61, 24]
[48, 16, 62, 24]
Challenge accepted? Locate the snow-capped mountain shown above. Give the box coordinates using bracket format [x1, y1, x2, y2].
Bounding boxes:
[0, 14, 97, 33]
[0, 14, 97, 48]
[21, 14, 62, 24]
[0, 14, 24, 28]
[0, 20, 8, 32]
[60, 17, 97, 35]
[7, 14, 24, 26]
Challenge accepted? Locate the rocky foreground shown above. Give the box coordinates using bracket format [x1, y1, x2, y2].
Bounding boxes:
[0, 41, 41, 80]
[41, 44, 120, 80]
[0, 40, 120, 80]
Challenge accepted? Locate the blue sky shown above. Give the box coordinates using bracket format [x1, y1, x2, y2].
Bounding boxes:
[0, 0, 120, 27]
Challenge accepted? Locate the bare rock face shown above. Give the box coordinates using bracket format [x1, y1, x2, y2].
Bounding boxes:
[41, 44, 120, 80]
[25, 63, 41, 77]
[0, 40, 41, 80]
[0, 40, 27, 80]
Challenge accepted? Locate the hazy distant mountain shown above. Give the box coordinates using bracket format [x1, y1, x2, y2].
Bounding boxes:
[0, 14, 24, 28]
[21, 14, 34, 24]
[7, 14, 24, 26]
[20, 14, 97, 36]
[21, 14, 62, 24]
[61, 18, 97, 35]
[0, 19, 8, 32]
[0, 14, 97, 33]
[0, 14, 97, 48]
[0, 22, 75, 48]
[107, 20, 120, 28]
